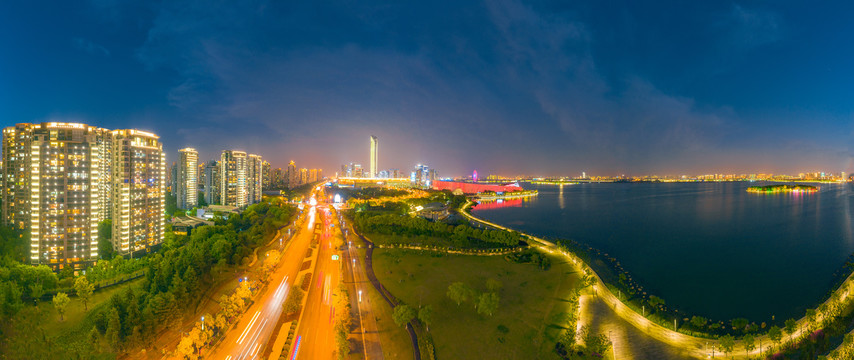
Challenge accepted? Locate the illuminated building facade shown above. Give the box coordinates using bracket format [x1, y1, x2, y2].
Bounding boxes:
[287, 160, 297, 189]
[220, 150, 248, 207]
[19, 123, 109, 268]
[204, 160, 220, 205]
[110, 129, 165, 256]
[2, 123, 164, 268]
[3, 123, 37, 229]
[177, 148, 198, 210]
[370, 135, 378, 178]
[261, 160, 271, 190]
[247, 154, 263, 204]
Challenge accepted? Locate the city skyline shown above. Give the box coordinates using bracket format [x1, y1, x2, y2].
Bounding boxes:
[4, 2, 854, 176]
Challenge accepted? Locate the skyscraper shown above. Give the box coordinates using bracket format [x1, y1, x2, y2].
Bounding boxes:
[204, 160, 220, 205]
[247, 154, 263, 204]
[287, 160, 297, 189]
[110, 129, 165, 256]
[220, 150, 248, 207]
[261, 160, 271, 190]
[5, 123, 109, 268]
[177, 148, 198, 210]
[370, 135, 378, 178]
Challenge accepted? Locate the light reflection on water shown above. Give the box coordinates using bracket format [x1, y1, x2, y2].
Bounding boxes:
[472, 182, 854, 322]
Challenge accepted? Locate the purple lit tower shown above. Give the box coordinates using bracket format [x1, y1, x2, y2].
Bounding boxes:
[473, 170, 478, 182]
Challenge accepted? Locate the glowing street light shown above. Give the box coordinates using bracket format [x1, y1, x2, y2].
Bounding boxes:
[358, 290, 362, 303]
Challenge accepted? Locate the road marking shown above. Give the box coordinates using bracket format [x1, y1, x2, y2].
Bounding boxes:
[225, 356, 232, 360]
[237, 311, 261, 344]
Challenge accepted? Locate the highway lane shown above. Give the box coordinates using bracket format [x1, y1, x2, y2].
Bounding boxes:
[208, 200, 317, 360]
[341, 215, 385, 360]
[292, 202, 342, 360]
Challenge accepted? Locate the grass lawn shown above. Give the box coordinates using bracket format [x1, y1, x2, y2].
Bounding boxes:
[372, 248, 580, 360]
[1, 278, 144, 359]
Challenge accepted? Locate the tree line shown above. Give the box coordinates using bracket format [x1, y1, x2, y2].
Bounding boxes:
[354, 212, 524, 248]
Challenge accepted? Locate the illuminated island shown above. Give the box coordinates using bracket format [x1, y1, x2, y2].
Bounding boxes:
[747, 184, 818, 193]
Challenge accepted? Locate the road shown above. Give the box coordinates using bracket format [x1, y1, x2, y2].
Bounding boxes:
[340, 214, 385, 360]
[207, 199, 317, 360]
[291, 202, 343, 360]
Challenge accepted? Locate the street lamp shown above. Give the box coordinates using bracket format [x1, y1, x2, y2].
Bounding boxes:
[201, 316, 205, 330]
[359, 290, 362, 303]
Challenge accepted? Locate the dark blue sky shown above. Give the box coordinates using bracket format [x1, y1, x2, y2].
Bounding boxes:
[2, 1, 853, 176]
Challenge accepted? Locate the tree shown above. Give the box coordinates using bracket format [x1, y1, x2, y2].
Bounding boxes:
[29, 283, 45, 305]
[236, 280, 252, 300]
[447, 282, 472, 306]
[579, 325, 611, 356]
[97, 219, 114, 260]
[392, 304, 416, 327]
[418, 305, 433, 331]
[742, 334, 756, 358]
[477, 292, 499, 316]
[719, 334, 735, 358]
[52, 292, 70, 321]
[690, 316, 708, 328]
[89, 326, 101, 352]
[731, 318, 749, 331]
[263, 250, 280, 275]
[768, 326, 782, 349]
[649, 295, 665, 308]
[74, 276, 95, 310]
[805, 308, 817, 329]
[283, 286, 304, 314]
[784, 318, 797, 337]
[105, 306, 122, 351]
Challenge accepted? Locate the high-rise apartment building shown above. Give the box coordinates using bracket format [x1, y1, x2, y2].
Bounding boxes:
[287, 160, 297, 189]
[247, 154, 263, 204]
[272, 168, 283, 188]
[197, 162, 206, 188]
[204, 160, 220, 205]
[177, 148, 198, 210]
[170, 162, 178, 196]
[370, 135, 378, 178]
[220, 150, 248, 207]
[3, 123, 37, 229]
[6, 123, 109, 268]
[261, 160, 271, 190]
[299, 168, 308, 185]
[2, 123, 164, 268]
[110, 129, 165, 256]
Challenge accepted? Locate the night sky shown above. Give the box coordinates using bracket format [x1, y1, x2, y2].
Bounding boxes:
[2, 1, 854, 177]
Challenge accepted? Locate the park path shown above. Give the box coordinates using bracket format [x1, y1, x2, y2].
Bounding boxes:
[462, 200, 854, 359]
[355, 230, 422, 360]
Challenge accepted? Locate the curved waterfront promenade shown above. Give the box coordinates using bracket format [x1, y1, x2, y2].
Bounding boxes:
[461, 200, 854, 359]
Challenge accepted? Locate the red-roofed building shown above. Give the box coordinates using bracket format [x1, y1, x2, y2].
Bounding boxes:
[432, 180, 523, 194]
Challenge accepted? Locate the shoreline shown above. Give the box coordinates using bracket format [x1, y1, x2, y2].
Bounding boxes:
[460, 199, 854, 359]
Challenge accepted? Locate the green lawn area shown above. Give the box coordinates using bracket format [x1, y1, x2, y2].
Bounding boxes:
[1, 278, 144, 359]
[372, 248, 580, 360]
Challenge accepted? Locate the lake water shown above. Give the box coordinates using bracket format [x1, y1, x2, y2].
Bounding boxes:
[471, 182, 854, 322]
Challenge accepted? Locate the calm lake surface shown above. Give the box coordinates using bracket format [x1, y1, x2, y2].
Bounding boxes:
[471, 182, 854, 322]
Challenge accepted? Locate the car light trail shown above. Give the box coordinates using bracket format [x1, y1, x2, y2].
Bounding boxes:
[237, 311, 261, 344]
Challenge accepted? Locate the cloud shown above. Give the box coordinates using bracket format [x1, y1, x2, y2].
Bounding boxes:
[72, 37, 110, 57]
[722, 5, 781, 48]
